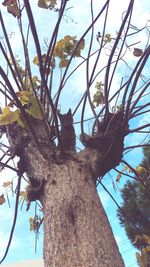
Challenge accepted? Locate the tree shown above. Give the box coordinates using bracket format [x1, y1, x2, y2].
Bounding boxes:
[117, 145, 150, 266]
[0, 0, 150, 266]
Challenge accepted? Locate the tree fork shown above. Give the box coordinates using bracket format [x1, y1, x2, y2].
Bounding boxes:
[8, 116, 126, 267]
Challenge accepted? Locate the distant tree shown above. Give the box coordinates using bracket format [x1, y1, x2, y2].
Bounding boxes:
[117, 145, 150, 266]
[0, 1, 150, 267]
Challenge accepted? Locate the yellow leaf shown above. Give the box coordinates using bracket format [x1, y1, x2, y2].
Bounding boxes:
[16, 91, 44, 121]
[28, 96, 43, 120]
[136, 166, 146, 175]
[73, 39, 85, 57]
[54, 36, 76, 59]
[0, 106, 19, 125]
[33, 54, 47, 66]
[16, 91, 33, 105]
[59, 59, 69, 68]
[33, 55, 39, 65]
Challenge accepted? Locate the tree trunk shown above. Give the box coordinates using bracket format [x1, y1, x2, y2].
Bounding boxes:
[41, 160, 125, 267]
[13, 115, 126, 267]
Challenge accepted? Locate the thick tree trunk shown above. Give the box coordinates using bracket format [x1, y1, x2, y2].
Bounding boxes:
[41, 160, 125, 267]
[13, 115, 125, 267]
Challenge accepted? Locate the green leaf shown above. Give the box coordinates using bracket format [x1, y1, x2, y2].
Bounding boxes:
[93, 81, 104, 107]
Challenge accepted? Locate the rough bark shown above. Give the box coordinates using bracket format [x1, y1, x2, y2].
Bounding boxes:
[41, 161, 125, 267]
[8, 115, 126, 267]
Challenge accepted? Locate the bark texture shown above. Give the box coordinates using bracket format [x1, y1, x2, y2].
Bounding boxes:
[41, 160, 125, 267]
[8, 114, 126, 267]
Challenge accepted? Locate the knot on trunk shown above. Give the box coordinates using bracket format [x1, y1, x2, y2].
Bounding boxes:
[80, 110, 128, 177]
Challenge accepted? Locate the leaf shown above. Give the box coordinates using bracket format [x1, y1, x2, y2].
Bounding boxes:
[93, 81, 104, 107]
[28, 96, 43, 120]
[59, 59, 69, 68]
[16, 91, 33, 105]
[29, 215, 40, 232]
[12, 91, 44, 121]
[2, 0, 20, 17]
[136, 166, 146, 175]
[0, 194, 6, 205]
[73, 39, 85, 57]
[19, 186, 29, 202]
[38, 0, 49, 9]
[2, 181, 12, 188]
[50, 0, 57, 7]
[33, 54, 47, 66]
[0, 106, 24, 127]
[32, 76, 41, 86]
[104, 34, 112, 44]
[38, 0, 57, 9]
[33, 55, 39, 65]
[54, 36, 85, 65]
[0, 106, 19, 125]
[133, 48, 143, 57]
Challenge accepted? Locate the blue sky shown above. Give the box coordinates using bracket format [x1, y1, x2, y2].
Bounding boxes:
[0, 0, 150, 266]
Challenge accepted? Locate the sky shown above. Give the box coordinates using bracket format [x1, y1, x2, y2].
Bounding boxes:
[0, 0, 150, 266]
